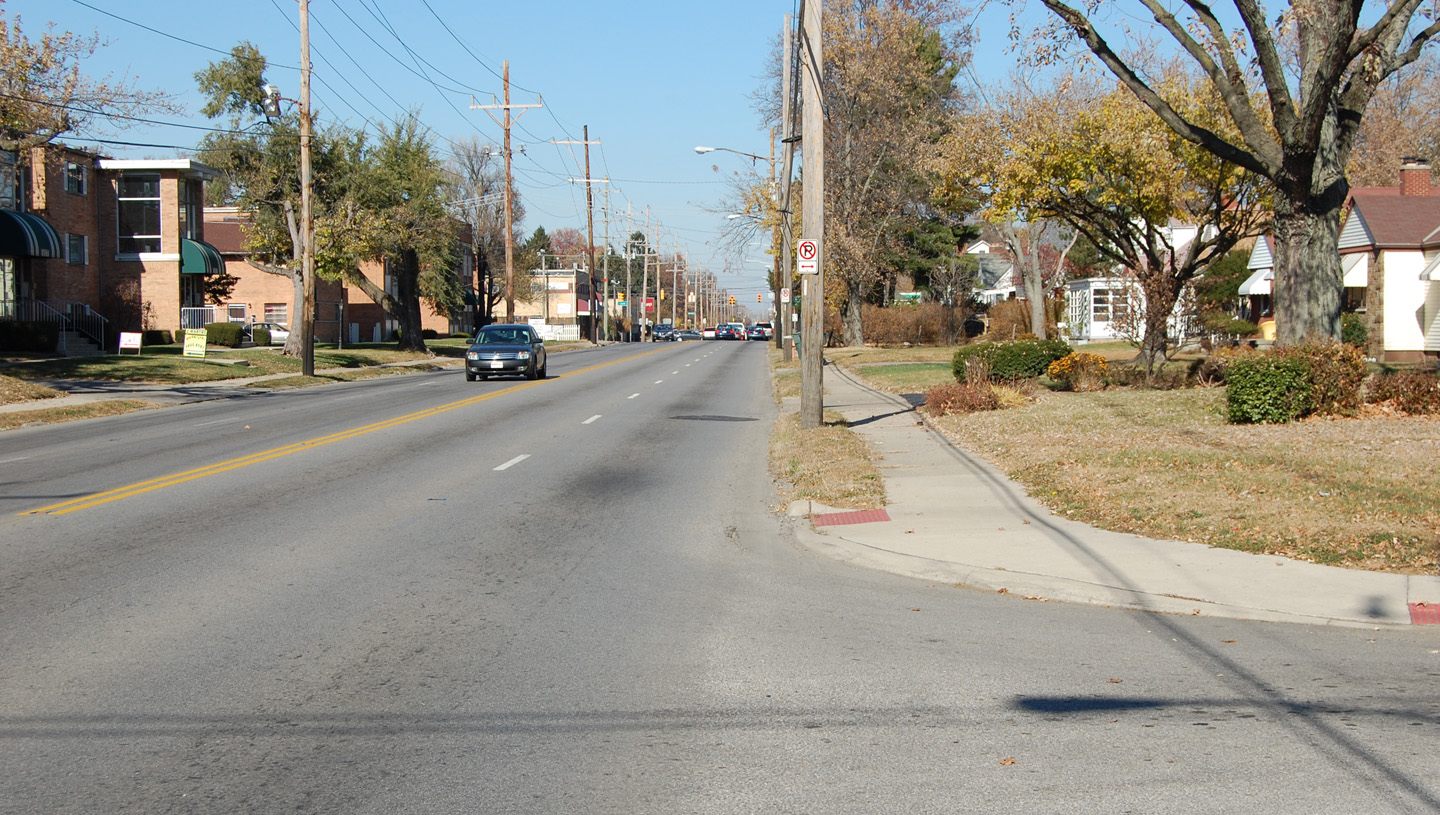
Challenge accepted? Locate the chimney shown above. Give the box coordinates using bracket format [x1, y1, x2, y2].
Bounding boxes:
[1400, 156, 1432, 196]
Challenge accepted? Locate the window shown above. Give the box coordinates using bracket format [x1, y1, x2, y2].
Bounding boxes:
[64, 161, 87, 195]
[178, 178, 202, 240]
[264, 303, 288, 325]
[117, 173, 161, 254]
[66, 234, 87, 266]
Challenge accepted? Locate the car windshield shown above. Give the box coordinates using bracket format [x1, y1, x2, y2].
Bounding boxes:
[475, 329, 528, 344]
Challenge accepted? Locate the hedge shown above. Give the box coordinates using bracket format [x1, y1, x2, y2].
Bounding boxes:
[203, 321, 244, 347]
[953, 338, 1071, 382]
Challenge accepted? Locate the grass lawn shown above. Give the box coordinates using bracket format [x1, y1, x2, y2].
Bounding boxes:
[2, 343, 455, 385]
[0, 400, 156, 431]
[927, 387, 1440, 575]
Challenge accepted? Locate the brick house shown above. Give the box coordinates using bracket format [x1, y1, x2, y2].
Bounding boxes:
[204, 207, 476, 344]
[1, 143, 227, 350]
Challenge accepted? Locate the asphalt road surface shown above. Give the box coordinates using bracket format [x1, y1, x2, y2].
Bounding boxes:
[1, 341, 1438, 813]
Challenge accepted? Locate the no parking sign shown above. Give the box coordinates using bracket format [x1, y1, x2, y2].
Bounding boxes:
[797, 239, 819, 274]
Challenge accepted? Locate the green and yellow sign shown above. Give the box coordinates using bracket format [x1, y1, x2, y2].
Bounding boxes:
[183, 328, 208, 358]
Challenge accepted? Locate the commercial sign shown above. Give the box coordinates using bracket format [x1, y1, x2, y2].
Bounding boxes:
[118, 332, 142, 353]
[644, 297, 655, 313]
[182, 328, 207, 358]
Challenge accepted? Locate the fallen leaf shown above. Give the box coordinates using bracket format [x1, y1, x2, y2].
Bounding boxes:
[1221, 639, 1236, 644]
[997, 588, 1009, 595]
[1108, 677, 1123, 684]
[999, 757, 1017, 766]
[1192, 609, 1202, 615]
[911, 608, 921, 612]
[1022, 519, 1031, 525]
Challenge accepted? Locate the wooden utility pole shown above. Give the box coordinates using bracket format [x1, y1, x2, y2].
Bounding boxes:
[556, 131, 603, 341]
[778, 12, 798, 361]
[471, 62, 541, 323]
[800, 0, 824, 428]
[298, 0, 315, 377]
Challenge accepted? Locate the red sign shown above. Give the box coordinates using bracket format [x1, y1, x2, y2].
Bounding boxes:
[644, 297, 655, 313]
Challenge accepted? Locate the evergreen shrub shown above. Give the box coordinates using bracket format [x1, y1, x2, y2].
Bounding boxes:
[204, 321, 243, 347]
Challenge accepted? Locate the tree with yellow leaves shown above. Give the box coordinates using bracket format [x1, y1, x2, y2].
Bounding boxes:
[935, 69, 1270, 369]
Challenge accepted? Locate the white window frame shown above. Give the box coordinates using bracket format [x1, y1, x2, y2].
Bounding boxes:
[116, 173, 162, 255]
[264, 303, 288, 325]
[64, 161, 87, 195]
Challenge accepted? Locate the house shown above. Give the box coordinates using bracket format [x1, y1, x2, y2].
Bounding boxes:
[1064, 221, 1206, 344]
[964, 240, 1018, 304]
[1, 143, 227, 351]
[206, 207, 478, 344]
[1339, 158, 1440, 362]
[1245, 158, 1440, 362]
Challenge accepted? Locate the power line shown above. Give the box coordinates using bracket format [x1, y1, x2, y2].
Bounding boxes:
[66, 0, 299, 69]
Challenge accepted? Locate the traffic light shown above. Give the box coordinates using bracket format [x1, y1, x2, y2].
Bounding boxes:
[659, 288, 666, 301]
[757, 293, 763, 303]
[728, 295, 736, 305]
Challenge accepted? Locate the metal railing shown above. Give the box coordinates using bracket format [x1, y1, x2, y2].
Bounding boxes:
[180, 306, 218, 330]
[52, 300, 109, 349]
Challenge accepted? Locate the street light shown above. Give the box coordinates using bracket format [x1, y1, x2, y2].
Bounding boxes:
[695, 141, 792, 354]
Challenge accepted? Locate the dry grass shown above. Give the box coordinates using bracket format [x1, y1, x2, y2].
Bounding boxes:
[247, 364, 447, 389]
[928, 387, 1440, 574]
[770, 410, 886, 510]
[0, 399, 155, 431]
[0, 374, 63, 405]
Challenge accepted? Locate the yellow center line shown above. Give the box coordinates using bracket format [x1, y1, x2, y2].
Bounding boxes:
[22, 345, 674, 517]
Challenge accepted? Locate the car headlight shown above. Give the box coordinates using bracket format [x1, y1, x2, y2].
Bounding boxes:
[516, 350, 530, 360]
[467, 351, 479, 360]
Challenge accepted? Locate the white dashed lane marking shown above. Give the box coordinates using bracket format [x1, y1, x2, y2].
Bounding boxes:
[493, 454, 530, 471]
[628, 393, 640, 399]
[583, 415, 602, 425]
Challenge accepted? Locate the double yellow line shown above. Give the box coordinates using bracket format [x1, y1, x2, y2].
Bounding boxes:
[23, 345, 672, 517]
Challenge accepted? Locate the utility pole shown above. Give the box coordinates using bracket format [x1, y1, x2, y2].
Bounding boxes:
[800, 0, 824, 428]
[471, 62, 541, 323]
[778, 12, 798, 360]
[556, 130, 603, 341]
[298, 0, 315, 377]
[600, 185, 612, 341]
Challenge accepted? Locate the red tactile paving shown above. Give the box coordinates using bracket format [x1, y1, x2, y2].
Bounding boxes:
[813, 508, 891, 527]
[1410, 602, 1440, 626]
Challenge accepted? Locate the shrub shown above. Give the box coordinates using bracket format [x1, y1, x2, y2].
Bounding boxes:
[1368, 371, 1440, 414]
[1227, 354, 1313, 423]
[861, 303, 973, 345]
[0, 321, 59, 352]
[1275, 340, 1368, 417]
[1200, 312, 1259, 338]
[421, 328, 440, 339]
[141, 329, 174, 346]
[1341, 312, 1368, 347]
[251, 327, 271, 346]
[923, 381, 1000, 415]
[1190, 344, 1261, 386]
[954, 338, 1071, 382]
[203, 321, 243, 347]
[1047, 352, 1108, 391]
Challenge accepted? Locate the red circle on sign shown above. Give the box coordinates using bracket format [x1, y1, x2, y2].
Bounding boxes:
[798, 241, 816, 260]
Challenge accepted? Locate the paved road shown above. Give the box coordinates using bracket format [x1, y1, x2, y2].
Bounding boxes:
[1, 341, 1438, 813]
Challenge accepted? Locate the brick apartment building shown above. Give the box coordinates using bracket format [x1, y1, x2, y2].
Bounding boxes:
[2, 143, 479, 351]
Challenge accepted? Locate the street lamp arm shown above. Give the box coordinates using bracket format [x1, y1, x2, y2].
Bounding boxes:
[693, 145, 776, 165]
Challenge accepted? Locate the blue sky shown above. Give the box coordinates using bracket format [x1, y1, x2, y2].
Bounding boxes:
[13, 0, 1027, 302]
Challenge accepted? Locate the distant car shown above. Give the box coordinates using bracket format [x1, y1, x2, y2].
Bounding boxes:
[723, 322, 747, 340]
[702, 326, 717, 340]
[652, 324, 678, 341]
[746, 325, 766, 341]
[755, 321, 774, 339]
[465, 323, 547, 380]
[715, 325, 739, 341]
[244, 321, 290, 345]
[677, 329, 703, 341]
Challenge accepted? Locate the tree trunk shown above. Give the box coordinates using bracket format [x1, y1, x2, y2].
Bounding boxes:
[1271, 194, 1345, 345]
[1136, 276, 1181, 373]
[843, 278, 864, 347]
[394, 249, 427, 351]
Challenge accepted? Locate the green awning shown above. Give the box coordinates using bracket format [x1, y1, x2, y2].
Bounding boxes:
[180, 237, 224, 275]
[463, 289, 482, 306]
[0, 209, 62, 258]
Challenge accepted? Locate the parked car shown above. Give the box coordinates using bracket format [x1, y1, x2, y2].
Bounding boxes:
[465, 324, 547, 381]
[746, 325, 767, 341]
[244, 321, 290, 345]
[677, 329, 703, 341]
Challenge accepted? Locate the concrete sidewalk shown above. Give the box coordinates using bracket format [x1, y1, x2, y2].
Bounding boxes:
[789, 364, 1440, 629]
